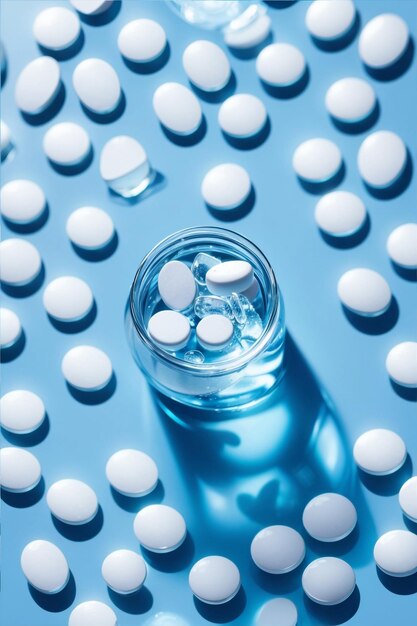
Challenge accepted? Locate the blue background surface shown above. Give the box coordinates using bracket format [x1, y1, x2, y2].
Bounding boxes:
[1, 1, 416, 624]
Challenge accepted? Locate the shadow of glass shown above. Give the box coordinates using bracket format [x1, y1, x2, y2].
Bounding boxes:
[28, 572, 76, 612]
[222, 117, 271, 151]
[51, 505, 104, 541]
[376, 568, 417, 595]
[108, 586, 153, 614]
[190, 71, 237, 104]
[110, 479, 165, 513]
[311, 12, 361, 52]
[207, 185, 256, 222]
[141, 533, 195, 573]
[1, 476, 45, 508]
[0, 329, 26, 362]
[320, 213, 370, 249]
[193, 585, 246, 623]
[161, 116, 207, 147]
[48, 300, 97, 334]
[123, 43, 170, 74]
[2, 203, 49, 234]
[341, 297, 399, 335]
[364, 37, 414, 82]
[299, 162, 345, 195]
[66, 373, 116, 405]
[303, 585, 360, 624]
[21, 83, 65, 126]
[1, 413, 50, 446]
[357, 455, 413, 496]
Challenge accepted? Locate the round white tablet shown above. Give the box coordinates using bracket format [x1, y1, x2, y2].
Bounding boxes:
[118, 19, 166, 63]
[47, 479, 98, 524]
[66, 206, 115, 251]
[387, 224, 417, 269]
[1, 179, 46, 225]
[106, 449, 158, 497]
[15, 56, 61, 115]
[293, 138, 342, 183]
[158, 260, 196, 311]
[43, 122, 90, 167]
[196, 315, 234, 351]
[257, 598, 298, 626]
[102, 549, 147, 594]
[374, 530, 417, 577]
[303, 493, 357, 542]
[69, 601, 117, 626]
[224, 13, 271, 50]
[33, 7, 81, 51]
[73, 58, 121, 114]
[21, 540, 69, 593]
[357, 131, 407, 189]
[399, 477, 417, 522]
[251, 525, 305, 574]
[337, 268, 391, 316]
[0, 390, 45, 434]
[256, 43, 306, 87]
[325, 78, 376, 123]
[201, 163, 251, 210]
[43, 276, 93, 322]
[183, 40, 231, 92]
[0, 238, 42, 286]
[0, 308, 22, 349]
[1, 120, 12, 160]
[189, 556, 240, 605]
[100, 135, 150, 194]
[61, 345, 113, 391]
[70, 0, 113, 16]
[353, 428, 407, 475]
[0, 447, 41, 492]
[386, 342, 417, 388]
[134, 504, 187, 553]
[218, 94, 267, 139]
[148, 311, 191, 351]
[359, 14, 409, 69]
[315, 191, 366, 237]
[305, 0, 356, 41]
[153, 82, 202, 135]
[302, 557, 355, 605]
[206, 260, 254, 296]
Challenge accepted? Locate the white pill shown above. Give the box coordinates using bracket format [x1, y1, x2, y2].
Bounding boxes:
[251, 525, 305, 574]
[100, 135, 150, 193]
[241, 277, 260, 302]
[218, 94, 267, 139]
[325, 78, 376, 123]
[353, 428, 407, 475]
[257, 598, 298, 626]
[189, 556, 240, 604]
[337, 268, 391, 316]
[102, 549, 147, 594]
[206, 260, 254, 296]
[386, 342, 417, 388]
[61, 345, 113, 391]
[33, 7, 81, 51]
[69, 601, 117, 626]
[358, 130, 407, 189]
[1, 179, 46, 225]
[315, 191, 366, 237]
[43, 122, 90, 167]
[0, 447, 41, 492]
[1, 120, 12, 160]
[0, 390, 45, 434]
[399, 477, 417, 522]
[183, 40, 231, 92]
[134, 504, 187, 553]
[106, 449, 158, 497]
[66, 206, 115, 251]
[359, 14, 409, 69]
[374, 530, 417, 577]
[21, 540, 69, 593]
[158, 260, 196, 311]
[47, 478, 98, 524]
[0, 238, 42, 286]
[43, 276, 93, 322]
[118, 19, 166, 63]
[302, 557, 355, 605]
[201, 163, 251, 210]
[73, 58, 121, 114]
[303, 493, 357, 542]
[0, 308, 22, 349]
[256, 43, 306, 87]
[305, 0, 356, 41]
[148, 311, 191, 352]
[153, 82, 202, 136]
[224, 13, 271, 50]
[70, 0, 113, 16]
[196, 315, 234, 352]
[387, 224, 417, 269]
[15, 56, 61, 115]
[293, 138, 342, 183]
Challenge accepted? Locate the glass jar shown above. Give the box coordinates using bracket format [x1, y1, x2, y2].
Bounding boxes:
[126, 227, 285, 416]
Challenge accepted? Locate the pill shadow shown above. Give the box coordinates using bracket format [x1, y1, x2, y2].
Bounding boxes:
[357, 455, 413, 497]
[250, 559, 301, 595]
[108, 586, 153, 615]
[305, 524, 360, 559]
[0, 330, 26, 362]
[1, 477, 45, 508]
[28, 572, 76, 612]
[264, 0, 297, 8]
[71, 231, 118, 262]
[140, 532, 194, 573]
[77, 0, 121, 25]
[377, 568, 417, 595]
[311, 12, 361, 53]
[66, 372, 116, 405]
[341, 296, 399, 335]
[298, 162, 346, 195]
[80, 91, 126, 124]
[403, 516, 417, 534]
[110, 479, 165, 513]
[108, 172, 166, 206]
[320, 213, 370, 249]
[364, 151, 412, 200]
[38, 30, 85, 61]
[21, 82, 65, 126]
[207, 185, 256, 222]
[1, 46, 7, 86]
[222, 116, 271, 151]
[1, 413, 50, 447]
[227, 31, 273, 60]
[261, 65, 310, 99]
[47, 300, 97, 334]
[390, 262, 417, 283]
[304, 586, 360, 624]
[1, 263, 45, 298]
[364, 37, 415, 82]
[390, 379, 417, 402]
[330, 100, 380, 135]
[161, 115, 207, 147]
[47, 145, 94, 176]
[190, 71, 237, 104]
[193, 586, 246, 623]
[51, 505, 104, 541]
[122, 42, 170, 74]
[2, 204, 49, 234]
